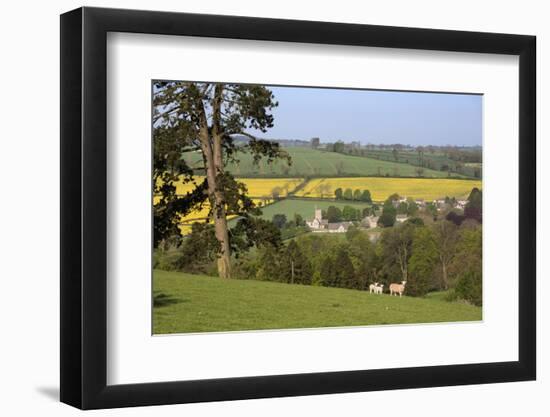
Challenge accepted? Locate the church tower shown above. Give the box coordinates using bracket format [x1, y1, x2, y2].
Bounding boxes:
[314, 206, 322, 221]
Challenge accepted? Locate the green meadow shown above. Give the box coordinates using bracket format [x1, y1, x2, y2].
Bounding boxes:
[183, 147, 456, 178]
[256, 198, 371, 221]
[153, 270, 482, 334]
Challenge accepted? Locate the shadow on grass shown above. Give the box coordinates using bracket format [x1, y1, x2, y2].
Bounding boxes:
[153, 292, 187, 308]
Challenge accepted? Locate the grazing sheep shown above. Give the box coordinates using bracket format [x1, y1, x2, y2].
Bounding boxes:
[374, 284, 384, 294]
[369, 282, 379, 294]
[389, 281, 407, 297]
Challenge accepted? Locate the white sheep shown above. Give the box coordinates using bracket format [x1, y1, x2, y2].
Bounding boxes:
[374, 284, 384, 294]
[369, 282, 379, 294]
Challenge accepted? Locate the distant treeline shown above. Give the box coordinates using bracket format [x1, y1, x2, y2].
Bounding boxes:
[232, 134, 310, 148]
[320, 140, 482, 178]
[233, 135, 482, 178]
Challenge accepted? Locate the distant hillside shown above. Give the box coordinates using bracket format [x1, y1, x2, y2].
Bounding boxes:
[182, 147, 467, 178]
[232, 134, 310, 148]
[360, 148, 482, 179]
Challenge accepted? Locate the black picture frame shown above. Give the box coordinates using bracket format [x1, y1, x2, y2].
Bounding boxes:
[60, 6, 536, 410]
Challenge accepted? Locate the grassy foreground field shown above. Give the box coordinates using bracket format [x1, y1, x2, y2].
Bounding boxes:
[153, 270, 482, 334]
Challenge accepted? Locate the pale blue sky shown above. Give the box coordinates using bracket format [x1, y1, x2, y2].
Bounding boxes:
[249, 86, 482, 146]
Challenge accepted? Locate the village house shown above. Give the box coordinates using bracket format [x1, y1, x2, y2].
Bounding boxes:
[306, 208, 329, 230]
[415, 199, 426, 207]
[306, 208, 353, 233]
[456, 199, 468, 210]
[361, 215, 379, 229]
[391, 196, 409, 208]
[395, 214, 409, 223]
[327, 222, 353, 233]
[433, 199, 447, 211]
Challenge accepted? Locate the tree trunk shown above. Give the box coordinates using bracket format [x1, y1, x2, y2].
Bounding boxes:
[211, 84, 232, 278]
[441, 261, 448, 290]
[215, 218, 231, 279]
[398, 245, 408, 282]
[197, 85, 232, 278]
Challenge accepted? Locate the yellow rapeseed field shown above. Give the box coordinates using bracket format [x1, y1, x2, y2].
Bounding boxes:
[163, 176, 303, 198]
[296, 177, 482, 201]
[154, 177, 303, 233]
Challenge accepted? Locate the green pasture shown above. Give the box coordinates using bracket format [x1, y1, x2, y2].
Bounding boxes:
[257, 198, 371, 221]
[182, 147, 457, 178]
[153, 270, 482, 334]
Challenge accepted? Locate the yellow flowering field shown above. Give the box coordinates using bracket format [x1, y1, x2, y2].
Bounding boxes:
[237, 178, 303, 198]
[158, 176, 303, 198]
[154, 177, 303, 234]
[296, 177, 482, 201]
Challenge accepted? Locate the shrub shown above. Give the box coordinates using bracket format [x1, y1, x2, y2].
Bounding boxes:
[312, 271, 323, 286]
[153, 249, 183, 271]
[454, 270, 482, 306]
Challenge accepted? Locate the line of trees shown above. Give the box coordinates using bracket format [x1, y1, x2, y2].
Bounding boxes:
[322, 205, 367, 222]
[334, 188, 372, 202]
[323, 142, 481, 178]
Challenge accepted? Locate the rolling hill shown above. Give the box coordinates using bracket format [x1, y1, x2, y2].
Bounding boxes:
[153, 270, 482, 334]
[182, 147, 464, 178]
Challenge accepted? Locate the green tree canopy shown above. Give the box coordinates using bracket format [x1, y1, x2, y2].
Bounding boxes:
[272, 214, 287, 229]
[397, 201, 409, 214]
[450, 227, 482, 305]
[378, 200, 397, 227]
[380, 223, 415, 283]
[360, 190, 372, 203]
[342, 205, 360, 221]
[465, 187, 482, 223]
[408, 227, 438, 296]
[281, 240, 312, 285]
[431, 220, 459, 290]
[343, 188, 353, 200]
[293, 213, 305, 227]
[335, 247, 356, 289]
[153, 81, 291, 278]
[326, 206, 343, 222]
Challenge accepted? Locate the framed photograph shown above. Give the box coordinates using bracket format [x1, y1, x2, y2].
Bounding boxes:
[60, 6, 536, 409]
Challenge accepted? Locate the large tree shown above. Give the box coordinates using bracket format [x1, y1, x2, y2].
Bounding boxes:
[343, 188, 353, 200]
[431, 220, 459, 289]
[380, 223, 415, 283]
[378, 199, 397, 227]
[360, 189, 372, 203]
[450, 227, 482, 305]
[408, 226, 438, 296]
[153, 82, 290, 278]
[281, 240, 312, 285]
[326, 206, 343, 222]
[464, 187, 483, 223]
